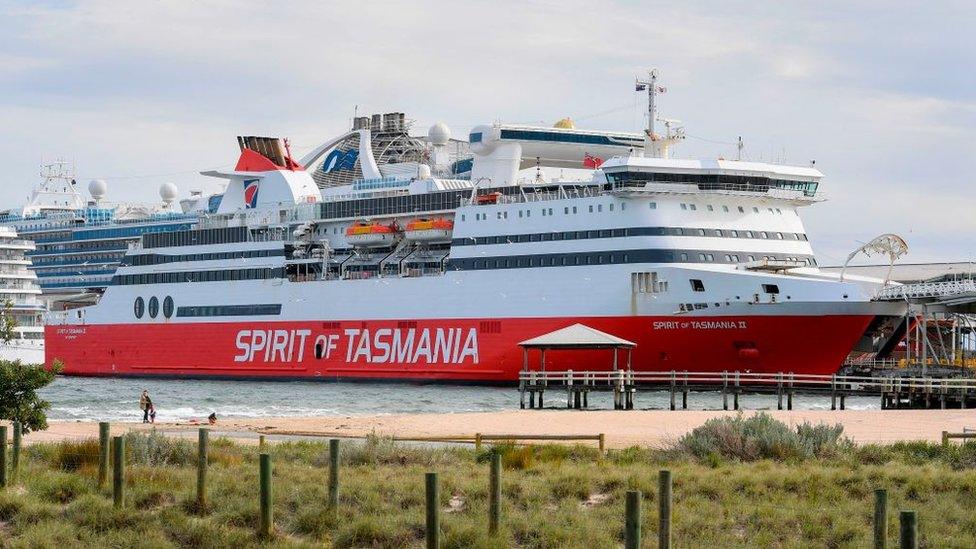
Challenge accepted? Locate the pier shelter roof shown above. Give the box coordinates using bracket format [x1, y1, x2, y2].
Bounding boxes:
[519, 324, 636, 350]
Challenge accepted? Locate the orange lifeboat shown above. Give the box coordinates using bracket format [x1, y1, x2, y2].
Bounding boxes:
[404, 218, 454, 243]
[344, 221, 399, 248]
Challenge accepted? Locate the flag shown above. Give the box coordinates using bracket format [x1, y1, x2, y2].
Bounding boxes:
[583, 153, 604, 169]
[657, 86, 667, 93]
[635, 83, 647, 91]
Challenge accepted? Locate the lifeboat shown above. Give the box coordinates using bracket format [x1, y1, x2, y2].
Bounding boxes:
[345, 221, 399, 248]
[404, 218, 454, 243]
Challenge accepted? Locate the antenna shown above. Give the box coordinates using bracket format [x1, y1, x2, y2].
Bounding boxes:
[736, 136, 744, 161]
[635, 69, 682, 158]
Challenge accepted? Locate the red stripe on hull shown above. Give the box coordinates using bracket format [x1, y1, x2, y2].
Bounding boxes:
[46, 315, 874, 382]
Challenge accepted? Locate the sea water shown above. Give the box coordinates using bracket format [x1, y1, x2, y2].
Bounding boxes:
[40, 376, 881, 423]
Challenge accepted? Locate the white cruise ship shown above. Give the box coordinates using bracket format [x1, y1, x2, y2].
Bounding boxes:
[0, 226, 44, 363]
[46, 72, 905, 381]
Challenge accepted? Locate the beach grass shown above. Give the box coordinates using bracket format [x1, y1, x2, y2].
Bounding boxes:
[3, 425, 976, 547]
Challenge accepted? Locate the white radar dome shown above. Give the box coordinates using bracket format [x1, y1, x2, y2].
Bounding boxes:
[417, 164, 432, 179]
[428, 122, 451, 146]
[88, 179, 108, 200]
[159, 182, 178, 205]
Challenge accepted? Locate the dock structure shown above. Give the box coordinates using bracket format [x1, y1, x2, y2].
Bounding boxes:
[518, 370, 976, 411]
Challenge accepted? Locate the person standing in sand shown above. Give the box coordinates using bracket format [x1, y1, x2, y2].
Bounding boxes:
[140, 390, 152, 423]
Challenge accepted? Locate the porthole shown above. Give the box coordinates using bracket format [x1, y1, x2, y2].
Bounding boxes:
[134, 297, 145, 319]
[163, 296, 174, 318]
[148, 296, 159, 318]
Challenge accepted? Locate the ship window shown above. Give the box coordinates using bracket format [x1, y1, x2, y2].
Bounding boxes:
[761, 232, 768, 239]
[722, 205, 729, 212]
[715, 229, 723, 237]
[609, 204, 614, 211]
[738, 206, 745, 213]
[752, 207, 759, 213]
[148, 296, 159, 319]
[518, 211, 523, 218]
[706, 254, 714, 261]
[731, 230, 738, 237]
[680, 203, 687, 210]
[588, 205, 594, 213]
[776, 232, 784, 239]
[564, 207, 569, 214]
[649, 202, 657, 209]
[163, 296, 174, 318]
[690, 204, 697, 211]
[745, 231, 753, 238]
[707, 205, 714, 211]
[572, 206, 578, 214]
[680, 253, 688, 261]
[776, 208, 782, 214]
[621, 203, 626, 210]
[134, 297, 145, 319]
[461, 214, 465, 221]
[690, 279, 705, 292]
[725, 255, 732, 262]
[762, 284, 780, 294]
[698, 253, 706, 261]
[675, 228, 683, 236]
[698, 229, 706, 236]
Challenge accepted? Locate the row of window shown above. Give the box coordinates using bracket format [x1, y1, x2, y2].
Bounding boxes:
[144, 226, 249, 249]
[113, 267, 284, 286]
[123, 248, 283, 267]
[452, 226, 809, 246]
[449, 249, 816, 271]
[605, 171, 819, 197]
[319, 186, 520, 220]
[134, 296, 175, 319]
[176, 304, 282, 317]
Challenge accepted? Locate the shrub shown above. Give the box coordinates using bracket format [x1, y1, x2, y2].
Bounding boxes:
[48, 439, 102, 471]
[123, 430, 195, 466]
[676, 413, 850, 461]
[32, 471, 91, 503]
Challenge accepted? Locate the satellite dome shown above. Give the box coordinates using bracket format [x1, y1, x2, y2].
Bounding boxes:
[88, 179, 108, 200]
[159, 182, 178, 205]
[428, 122, 451, 146]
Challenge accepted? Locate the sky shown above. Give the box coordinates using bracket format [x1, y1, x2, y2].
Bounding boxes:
[1, 0, 974, 264]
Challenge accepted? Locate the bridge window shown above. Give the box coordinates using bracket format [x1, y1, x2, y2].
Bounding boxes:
[690, 279, 705, 292]
[762, 284, 780, 294]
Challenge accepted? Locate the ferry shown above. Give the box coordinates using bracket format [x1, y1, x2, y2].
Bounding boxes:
[45, 72, 905, 381]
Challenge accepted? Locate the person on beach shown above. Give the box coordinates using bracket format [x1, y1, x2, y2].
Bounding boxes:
[149, 404, 157, 424]
[140, 390, 152, 423]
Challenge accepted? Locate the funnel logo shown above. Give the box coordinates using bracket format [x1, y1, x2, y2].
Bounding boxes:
[243, 179, 259, 208]
[322, 148, 359, 173]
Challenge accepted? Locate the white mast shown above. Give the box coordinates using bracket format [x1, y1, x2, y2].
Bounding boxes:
[635, 68, 683, 159]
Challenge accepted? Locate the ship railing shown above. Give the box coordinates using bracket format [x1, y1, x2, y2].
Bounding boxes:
[875, 279, 976, 301]
[612, 182, 823, 201]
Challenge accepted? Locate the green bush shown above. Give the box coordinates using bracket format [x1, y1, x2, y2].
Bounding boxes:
[123, 430, 195, 466]
[46, 439, 102, 471]
[676, 413, 851, 461]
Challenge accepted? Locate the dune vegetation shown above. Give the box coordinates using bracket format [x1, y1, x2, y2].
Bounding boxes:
[2, 415, 976, 548]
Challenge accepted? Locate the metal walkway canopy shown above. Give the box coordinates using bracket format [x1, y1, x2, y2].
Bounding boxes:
[519, 323, 636, 349]
[519, 323, 636, 373]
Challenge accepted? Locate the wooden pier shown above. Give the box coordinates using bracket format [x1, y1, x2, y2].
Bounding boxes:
[518, 370, 976, 411]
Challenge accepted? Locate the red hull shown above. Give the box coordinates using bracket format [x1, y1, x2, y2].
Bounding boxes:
[46, 315, 874, 382]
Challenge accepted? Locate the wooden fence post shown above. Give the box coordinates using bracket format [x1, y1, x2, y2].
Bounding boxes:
[0, 425, 6, 488]
[475, 433, 482, 452]
[489, 452, 501, 535]
[625, 490, 641, 549]
[659, 470, 672, 549]
[197, 428, 209, 510]
[98, 422, 110, 490]
[426, 472, 440, 549]
[11, 422, 20, 483]
[259, 453, 272, 539]
[328, 439, 340, 509]
[941, 431, 949, 446]
[112, 436, 125, 508]
[874, 489, 888, 549]
[899, 510, 917, 549]
[598, 433, 606, 454]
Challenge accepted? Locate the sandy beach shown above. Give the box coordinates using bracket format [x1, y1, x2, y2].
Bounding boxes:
[16, 409, 976, 448]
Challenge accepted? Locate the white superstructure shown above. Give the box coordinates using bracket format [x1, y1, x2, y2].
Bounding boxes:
[0, 226, 44, 363]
